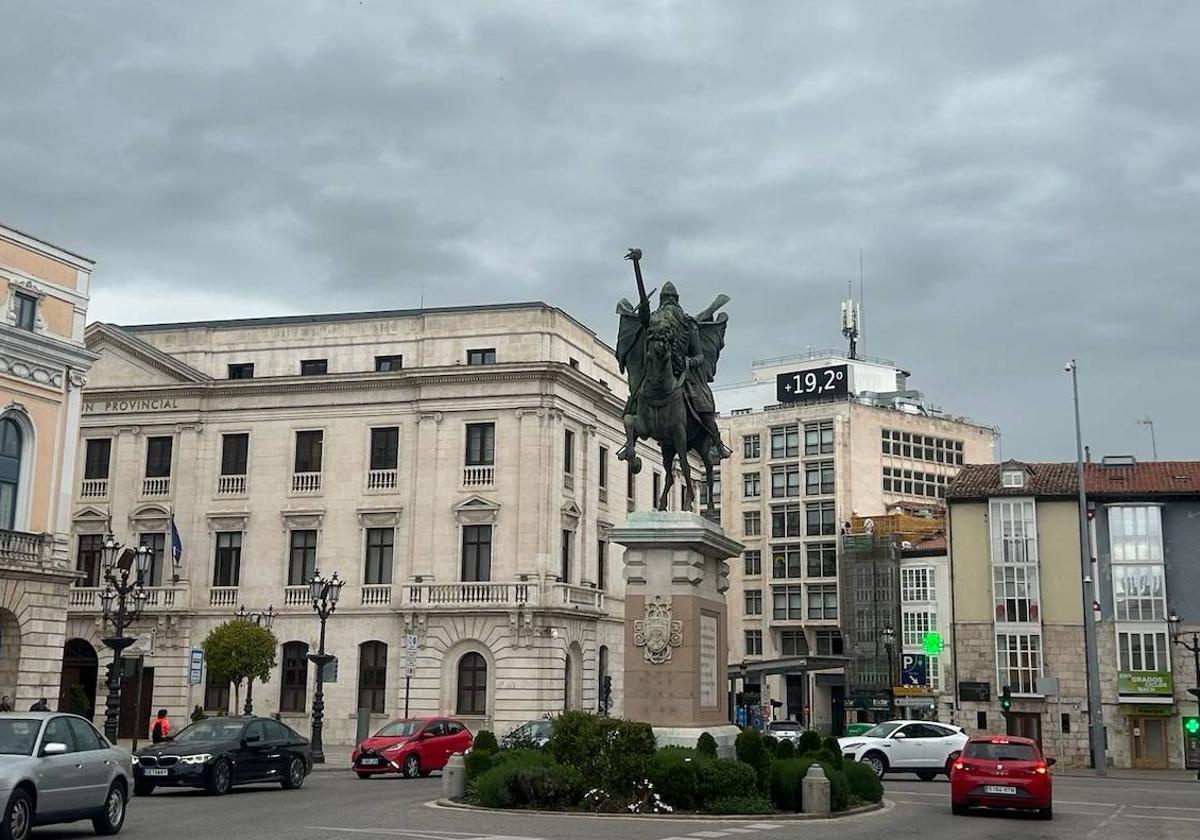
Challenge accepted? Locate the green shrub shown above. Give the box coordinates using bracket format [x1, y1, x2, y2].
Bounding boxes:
[473, 730, 499, 755]
[704, 796, 775, 815]
[844, 761, 883, 803]
[761, 734, 778, 753]
[799, 759, 850, 813]
[696, 732, 718, 759]
[696, 757, 758, 803]
[490, 749, 554, 771]
[821, 737, 843, 769]
[547, 711, 595, 765]
[648, 748, 699, 810]
[734, 729, 772, 791]
[768, 758, 806, 811]
[464, 750, 493, 782]
[816, 747, 841, 769]
[475, 764, 517, 808]
[475, 762, 582, 809]
[797, 730, 822, 754]
[774, 739, 795, 760]
[546, 711, 656, 795]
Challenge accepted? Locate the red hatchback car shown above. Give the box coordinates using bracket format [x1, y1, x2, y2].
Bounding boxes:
[950, 735, 1055, 819]
[352, 717, 474, 779]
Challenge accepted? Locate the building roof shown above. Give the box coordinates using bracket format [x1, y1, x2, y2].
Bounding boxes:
[947, 460, 1200, 500]
[905, 533, 947, 553]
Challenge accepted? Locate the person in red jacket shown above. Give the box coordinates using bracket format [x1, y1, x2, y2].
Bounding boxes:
[151, 709, 171, 743]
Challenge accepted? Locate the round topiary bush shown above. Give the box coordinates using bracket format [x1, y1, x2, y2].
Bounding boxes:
[821, 736, 844, 769]
[473, 729, 499, 755]
[696, 731, 719, 759]
[797, 730, 822, 754]
[734, 729, 772, 792]
[774, 739, 795, 760]
[696, 757, 758, 804]
[844, 760, 883, 803]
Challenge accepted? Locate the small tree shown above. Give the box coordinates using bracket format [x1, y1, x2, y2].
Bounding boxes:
[202, 621, 277, 703]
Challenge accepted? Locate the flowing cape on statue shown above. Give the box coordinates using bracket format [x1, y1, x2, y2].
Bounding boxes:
[615, 299, 728, 414]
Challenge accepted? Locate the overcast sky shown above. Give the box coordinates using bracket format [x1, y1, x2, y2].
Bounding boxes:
[3, 1, 1197, 460]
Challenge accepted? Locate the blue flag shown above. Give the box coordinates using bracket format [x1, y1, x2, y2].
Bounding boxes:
[170, 517, 183, 572]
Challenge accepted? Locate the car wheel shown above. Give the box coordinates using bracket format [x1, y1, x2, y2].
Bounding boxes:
[92, 782, 127, 836]
[916, 771, 937, 782]
[1038, 806, 1053, 820]
[282, 756, 306, 790]
[355, 772, 372, 780]
[133, 781, 155, 797]
[2, 788, 34, 840]
[402, 754, 420, 779]
[862, 752, 887, 779]
[207, 758, 232, 796]
[951, 801, 969, 816]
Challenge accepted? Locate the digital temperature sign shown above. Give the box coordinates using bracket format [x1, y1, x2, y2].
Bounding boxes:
[776, 364, 849, 404]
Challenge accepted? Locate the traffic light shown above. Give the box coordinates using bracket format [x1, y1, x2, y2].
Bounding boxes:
[1000, 685, 1012, 715]
[1184, 716, 1200, 737]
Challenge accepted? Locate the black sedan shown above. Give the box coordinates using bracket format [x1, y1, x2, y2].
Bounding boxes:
[133, 716, 312, 796]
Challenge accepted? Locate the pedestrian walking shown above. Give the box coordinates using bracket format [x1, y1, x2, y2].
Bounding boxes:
[0, 696, 12, 712]
[29, 698, 49, 712]
[151, 709, 171, 743]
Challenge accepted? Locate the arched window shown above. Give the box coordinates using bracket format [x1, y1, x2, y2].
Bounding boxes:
[0, 419, 22, 531]
[357, 641, 387, 714]
[456, 652, 487, 716]
[563, 655, 572, 709]
[598, 645, 609, 714]
[280, 641, 309, 712]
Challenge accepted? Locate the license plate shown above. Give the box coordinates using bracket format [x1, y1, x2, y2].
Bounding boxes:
[359, 758, 381, 766]
[143, 768, 169, 777]
[984, 785, 1017, 795]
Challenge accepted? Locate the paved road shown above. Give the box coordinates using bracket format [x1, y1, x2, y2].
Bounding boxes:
[30, 770, 1200, 840]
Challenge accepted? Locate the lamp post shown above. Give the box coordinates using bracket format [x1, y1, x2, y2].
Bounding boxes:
[231, 604, 276, 715]
[306, 570, 343, 764]
[1066, 359, 1107, 775]
[98, 536, 153, 742]
[1167, 610, 1200, 780]
[881, 624, 896, 719]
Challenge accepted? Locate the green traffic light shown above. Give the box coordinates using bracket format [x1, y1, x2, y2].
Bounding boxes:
[1185, 717, 1200, 735]
[922, 632, 943, 656]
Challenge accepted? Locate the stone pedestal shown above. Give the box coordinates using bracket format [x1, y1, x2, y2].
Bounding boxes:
[611, 511, 743, 756]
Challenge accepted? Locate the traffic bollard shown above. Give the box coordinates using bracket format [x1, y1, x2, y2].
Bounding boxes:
[801, 764, 831, 816]
[442, 753, 466, 800]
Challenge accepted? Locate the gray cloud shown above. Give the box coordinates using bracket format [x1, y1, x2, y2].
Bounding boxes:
[2, 0, 1198, 459]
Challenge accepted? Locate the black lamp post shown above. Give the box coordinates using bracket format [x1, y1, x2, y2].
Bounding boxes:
[881, 624, 896, 719]
[98, 536, 153, 742]
[1168, 609, 1200, 780]
[306, 570, 343, 764]
[232, 604, 276, 715]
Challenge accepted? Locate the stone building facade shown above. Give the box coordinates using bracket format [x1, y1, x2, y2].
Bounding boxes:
[0, 223, 97, 711]
[66, 303, 658, 744]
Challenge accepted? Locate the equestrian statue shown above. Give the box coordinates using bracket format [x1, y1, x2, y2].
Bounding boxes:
[615, 248, 732, 514]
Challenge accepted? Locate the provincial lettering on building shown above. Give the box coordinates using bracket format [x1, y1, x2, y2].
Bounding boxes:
[84, 397, 180, 414]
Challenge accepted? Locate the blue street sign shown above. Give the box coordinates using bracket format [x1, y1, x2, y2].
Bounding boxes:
[188, 648, 203, 686]
[900, 653, 928, 686]
[736, 706, 747, 727]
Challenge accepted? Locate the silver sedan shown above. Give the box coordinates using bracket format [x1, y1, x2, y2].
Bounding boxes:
[0, 712, 132, 840]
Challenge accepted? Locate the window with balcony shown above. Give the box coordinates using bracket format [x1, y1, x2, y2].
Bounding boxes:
[14, 292, 37, 331]
[288, 530, 317, 585]
[745, 630, 763, 656]
[464, 422, 495, 487]
[461, 524, 492, 582]
[0, 419, 20, 530]
[300, 358, 328, 376]
[901, 567, 935, 602]
[368, 427, 399, 490]
[772, 544, 802, 579]
[213, 532, 241, 587]
[76, 534, 103, 587]
[772, 503, 802, 538]
[780, 630, 807, 656]
[217, 433, 249, 495]
[1117, 631, 1170, 672]
[357, 641, 388, 714]
[773, 585, 803, 620]
[293, 430, 323, 491]
[743, 434, 761, 460]
[598, 446, 609, 501]
[560, 529, 573, 582]
[743, 510, 762, 537]
[374, 355, 403, 372]
[456, 652, 488, 715]
[804, 421, 834, 455]
[815, 629, 844, 656]
[807, 583, 838, 619]
[744, 589, 762, 615]
[82, 438, 111, 498]
[279, 641, 309, 712]
[805, 460, 835, 495]
[771, 464, 801, 498]
[138, 533, 166, 586]
[770, 425, 799, 459]
[1108, 505, 1164, 562]
[364, 528, 394, 585]
[806, 542, 837, 577]
[467, 348, 496, 366]
[743, 550, 762, 576]
[145, 436, 173, 480]
[805, 501, 836, 536]
[227, 363, 255, 379]
[996, 632, 1043, 694]
[743, 472, 761, 499]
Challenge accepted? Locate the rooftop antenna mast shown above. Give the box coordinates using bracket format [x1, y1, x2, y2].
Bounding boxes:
[1136, 417, 1158, 459]
[841, 280, 861, 360]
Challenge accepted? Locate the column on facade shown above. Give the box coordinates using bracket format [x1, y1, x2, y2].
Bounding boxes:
[408, 412, 443, 580]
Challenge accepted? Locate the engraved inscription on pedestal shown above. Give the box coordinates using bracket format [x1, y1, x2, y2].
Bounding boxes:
[700, 611, 718, 708]
[634, 594, 683, 664]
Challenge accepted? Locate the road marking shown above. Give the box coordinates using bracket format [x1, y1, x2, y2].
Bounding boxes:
[720, 829, 760, 834]
[1124, 814, 1200, 823]
[745, 825, 784, 831]
[307, 830, 541, 840]
[688, 832, 730, 838]
[1087, 805, 1126, 838]
[1131, 804, 1200, 812]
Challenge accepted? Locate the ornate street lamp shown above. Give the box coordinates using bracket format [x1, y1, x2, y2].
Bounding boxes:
[99, 536, 153, 742]
[1168, 609, 1200, 780]
[881, 624, 896, 719]
[306, 569, 343, 764]
[231, 605, 276, 715]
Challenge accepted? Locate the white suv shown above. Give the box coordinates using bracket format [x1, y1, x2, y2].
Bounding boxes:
[838, 720, 968, 779]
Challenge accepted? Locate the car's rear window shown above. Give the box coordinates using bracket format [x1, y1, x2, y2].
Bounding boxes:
[964, 741, 1039, 761]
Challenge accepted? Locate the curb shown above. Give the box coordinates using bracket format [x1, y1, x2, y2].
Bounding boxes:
[430, 798, 885, 821]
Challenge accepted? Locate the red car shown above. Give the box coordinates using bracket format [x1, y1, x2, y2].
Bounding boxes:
[950, 735, 1055, 819]
[351, 717, 474, 779]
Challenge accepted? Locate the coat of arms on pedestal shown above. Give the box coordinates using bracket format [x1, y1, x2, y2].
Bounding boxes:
[634, 594, 683, 664]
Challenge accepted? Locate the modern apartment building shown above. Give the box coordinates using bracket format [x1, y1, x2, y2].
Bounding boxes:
[65, 303, 657, 744]
[0, 223, 97, 709]
[947, 458, 1200, 769]
[715, 350, 995, 734]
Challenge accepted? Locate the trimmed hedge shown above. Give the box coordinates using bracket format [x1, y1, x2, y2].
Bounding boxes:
[774, 739, 795, 760]
[647, 748, 699, 810]
[768, 758, 806, 811]
[821, 737, 844, 769]
[797, 730, 822, 754]
[705, 796, 775, 815]
[696, 757, 758, 804]
[696, 732, 718, 759]
[844, 760, 883, 803]
[473, 729, 499, 754]
[547, 711, 656, 795]
[475, 762, 582, 809]
[734, 728, 772, 792]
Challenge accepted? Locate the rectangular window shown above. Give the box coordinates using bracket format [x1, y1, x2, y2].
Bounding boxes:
[369, 427, 399, 471]
[780, 630, 807, 656]
[294, 430, 323, 473]
[996, 632, 1043, 694]
[977, 711, 987, 730]
[374, 355, 403, 372]
[805, 461, 835, 495]
[653, 473, 662, 505]
[806, 542, 837, 577]
[597, 539, 608, 590]
[461, 524, 492, 582]
[901, 567, 935, 602]
[744, 589, 763, 615]
[300, 358, 328, 376]
[772, 544, 802, 579]
[805, 501, 836, 536]
[743, 510, 762, 537]
[742, 472, 761, 498]
[1061, 713, 1070, 734]
[599, 446, 609, 493]
[815, 629, 844, 656]
[138, 533, 166, 586]
[465, 423, 495, 466]
[204, 673, 230, 714]
[771, 464, 801, 498]
[770, 503, 802, 538]
[745, 630, 763, 657]
[743, 550, 762, 576]
[561, 529, 573, 582]
[563, 429, 575, 476]
[358, 642, 388, 714]
[467, 348, 496, 366]
[990, 499, 1037, 564]
[743, 434, 761, 460]
[14, 292, 36, 331]
[993, 564, 1040, 623]
[227, 363, 255, 379]
[212, 532, 242, 587]
[288, 530, 317, 585]
[364, 527, 394, 585]
[772, 584, 803, 620]
[627, 466, 636, 509]
[1117, 631, 1170, 673]
[1108, 506, 1164, 562]
[220, 433, 249, 475]
[1112, 565, 1166, 621]
[807, 583, 838, 619]
[902, 609, 935, 647]
[84, 438, 111, 480]
[75, 534, 103, 587]
[804, 421, 834, 455]
[770, 425, 799, 459]
[700, 470, 722, 513]
[280, 643, 309, 713]
[145, 436, 173, 478]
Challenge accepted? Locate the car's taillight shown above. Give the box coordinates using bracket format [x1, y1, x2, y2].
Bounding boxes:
[953, 762, 965, 771]
[1034, 763, 1047, 775]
